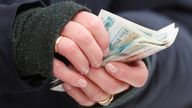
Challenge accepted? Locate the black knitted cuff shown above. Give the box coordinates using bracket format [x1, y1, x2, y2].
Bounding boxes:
[12, 1, 89, 80]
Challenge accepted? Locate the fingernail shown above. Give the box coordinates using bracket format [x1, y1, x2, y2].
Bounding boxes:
[64, 84, 72, 91]
[95, 62, 102, 68]
[81, 67, 90, 74]
[104, 48, 110, 57]
[114, 85, 129, 94]
[77, 79, 87, 88]
[106, 63, 118, 74]
[86, 101, 95, 106]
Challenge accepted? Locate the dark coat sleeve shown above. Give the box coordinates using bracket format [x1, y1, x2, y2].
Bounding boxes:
[0, 0, 89, 94]
[0, 0, 46, 93]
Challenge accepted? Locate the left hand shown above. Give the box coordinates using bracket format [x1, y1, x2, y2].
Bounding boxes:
[60, 60, 148, 106]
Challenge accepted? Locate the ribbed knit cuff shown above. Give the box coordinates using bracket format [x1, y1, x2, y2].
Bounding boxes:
[12, 1, 89, 80]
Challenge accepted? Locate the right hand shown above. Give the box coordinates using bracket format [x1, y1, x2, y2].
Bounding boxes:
[55, 11, 110, 74]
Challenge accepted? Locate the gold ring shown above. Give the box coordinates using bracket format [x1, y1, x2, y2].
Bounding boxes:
[98, 94, 114, 106]
[55, 36, 63, 52]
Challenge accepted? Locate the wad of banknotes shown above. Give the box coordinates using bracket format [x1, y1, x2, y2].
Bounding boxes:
[51, 9, 179, 91]
[99, 9, 179, 65]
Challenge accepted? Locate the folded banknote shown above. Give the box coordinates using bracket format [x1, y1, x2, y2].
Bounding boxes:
[99, 9, 178, 65]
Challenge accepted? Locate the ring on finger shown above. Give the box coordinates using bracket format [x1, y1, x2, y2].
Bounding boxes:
[55, 36, 63, 53]
[98, 94, 114, 106]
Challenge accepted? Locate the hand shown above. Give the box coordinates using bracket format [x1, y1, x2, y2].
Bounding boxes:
[53, 58, 129, 106]
[53, 11, 110, 106]
[53, 59, 148, 106]
[55, 11, 110, 74]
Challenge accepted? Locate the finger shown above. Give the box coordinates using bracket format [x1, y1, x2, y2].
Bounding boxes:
[56, 36, 89, 74]
[81, 78, 110, 102]
[73, 11, 110, 56]
[69, 66, 110, 102]
[105, 61, 149, 87]
[63, 83, 95, 107]
[86, 68, 129, 94]
[61, 21, 103, 68]
[53, 58, 88, 88]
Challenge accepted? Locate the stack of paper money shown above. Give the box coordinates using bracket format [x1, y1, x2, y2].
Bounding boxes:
[51, 9, 179, 91]
[99, 9, 179, 65]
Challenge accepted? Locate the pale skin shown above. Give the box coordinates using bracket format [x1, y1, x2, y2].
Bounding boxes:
[53, 11, 149, 106]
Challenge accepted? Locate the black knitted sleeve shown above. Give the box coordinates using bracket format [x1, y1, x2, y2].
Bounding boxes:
[12, 1, 89, 80]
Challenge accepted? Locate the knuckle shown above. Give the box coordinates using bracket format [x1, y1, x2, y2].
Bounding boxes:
[90, 49, 103, 67]
[87, 17, 101, 30]
[65, 22, 94, 47]
[75, 32, 92, 46]
[75, 11, 102, 30]
[74, 11, 90, 20]
[61, 39, 77, 55]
